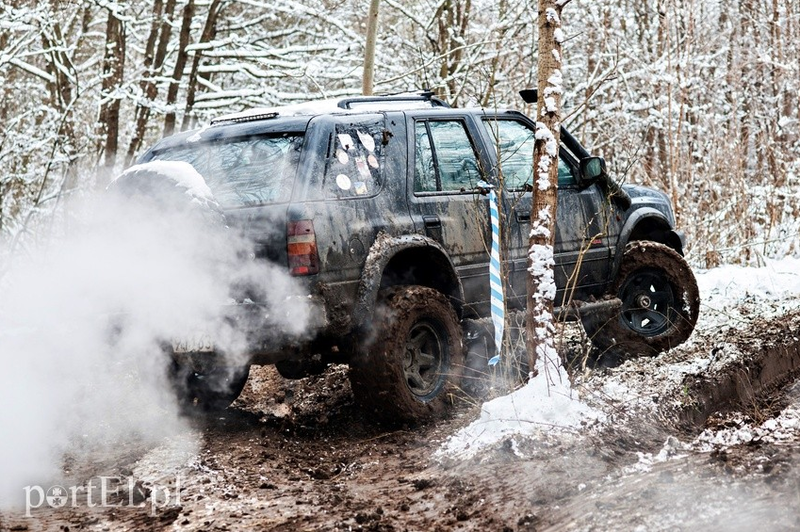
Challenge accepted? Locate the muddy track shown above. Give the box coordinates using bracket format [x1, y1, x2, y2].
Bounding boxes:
[679, 311, 800, 429]
[5, 311, 800, 531]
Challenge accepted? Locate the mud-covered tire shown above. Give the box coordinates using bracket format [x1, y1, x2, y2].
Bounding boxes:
[349, 285, 464, 423]
[168, 362, 250, 412]
[583, 241, 700, 358]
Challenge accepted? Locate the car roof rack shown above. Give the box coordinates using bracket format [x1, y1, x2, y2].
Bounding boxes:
[337, 91, 450, 110]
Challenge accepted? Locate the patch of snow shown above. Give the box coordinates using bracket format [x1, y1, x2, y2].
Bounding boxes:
[187, 123, 212, 143]
[527, 243, 556, 302]
[441, 255, 800, 463]
[624, 437, 689, 474]
[543, 70, 563, 115]
[778, 115, 797, 129]
[697, 257, 800, 308]
[696, 256, 800, 330]
[438, 353, 605, 459]
[692, 393, 800, 451]
[534, 122, 558, 159]
[534, 122, 558, 191]
[213, 99, 344, 122]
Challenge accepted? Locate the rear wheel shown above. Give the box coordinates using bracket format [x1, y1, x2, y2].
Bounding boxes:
[582, 241, 699, 358]
[168, 361, 250, 412]
[349, 285, 464, 423]
[275, 358, 327, 380]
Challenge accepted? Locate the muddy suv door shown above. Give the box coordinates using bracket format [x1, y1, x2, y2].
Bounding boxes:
[479, 117, 612, 308]
[407, 114, 492, 316]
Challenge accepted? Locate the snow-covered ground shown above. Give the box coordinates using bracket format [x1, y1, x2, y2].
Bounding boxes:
[440, 256, 800, 459]
[695, 256, 800, 327]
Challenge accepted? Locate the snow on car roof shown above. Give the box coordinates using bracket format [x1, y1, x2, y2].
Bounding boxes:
[211, 93, 445, 124]
[213, 99, 345, 123]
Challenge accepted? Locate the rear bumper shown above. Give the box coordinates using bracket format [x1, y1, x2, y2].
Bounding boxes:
[171, 295, 328, 367]
[227, 296, 328, 358]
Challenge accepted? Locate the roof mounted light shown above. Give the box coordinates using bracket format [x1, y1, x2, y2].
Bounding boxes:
[210, 111, 279, 126]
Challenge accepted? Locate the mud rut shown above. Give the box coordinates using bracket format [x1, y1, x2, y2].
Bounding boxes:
[4, 311, 800, 532]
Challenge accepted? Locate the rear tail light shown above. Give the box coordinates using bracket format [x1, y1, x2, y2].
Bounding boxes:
[287, 220, 319, 276]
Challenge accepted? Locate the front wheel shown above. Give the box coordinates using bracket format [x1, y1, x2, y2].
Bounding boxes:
[582, 241, 700, 358]
[349, 285, 464, 423]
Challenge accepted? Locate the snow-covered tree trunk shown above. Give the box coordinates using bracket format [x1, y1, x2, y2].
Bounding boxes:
[525, 0, 567, 377]
[98, 6, 126, 172]
[181, 0, 223, 132]
[126, 0, 176, 166]
[362, 0, 380, 95]
[163, 0, 195, 137]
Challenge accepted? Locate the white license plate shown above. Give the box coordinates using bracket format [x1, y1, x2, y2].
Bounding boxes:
[172, 333, 214, 354]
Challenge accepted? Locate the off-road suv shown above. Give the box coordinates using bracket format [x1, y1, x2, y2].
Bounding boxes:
[122, 91, 699, 420]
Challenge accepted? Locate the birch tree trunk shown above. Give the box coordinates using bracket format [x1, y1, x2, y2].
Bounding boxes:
[525, 0, 567, 377]
[362, 0, 380, 95]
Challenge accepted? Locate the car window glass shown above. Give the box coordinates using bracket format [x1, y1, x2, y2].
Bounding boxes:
[414, 120, 482, 193]
[414, 122, 436, 192]
[152, 134, 302, 207]
[483, 119, 577, 189]
[557, 157, 577, 187]
[323, 120, 384, 198]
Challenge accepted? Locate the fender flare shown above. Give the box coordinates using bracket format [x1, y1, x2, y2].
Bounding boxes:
[352, 232, 465, 329]
[612, 208, 683, 279]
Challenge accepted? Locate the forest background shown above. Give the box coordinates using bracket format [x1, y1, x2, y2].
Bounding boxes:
[1, 0, 798, 271]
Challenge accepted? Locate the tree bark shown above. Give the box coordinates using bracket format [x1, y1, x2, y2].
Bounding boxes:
[525, 0, 567, 377]
[126, 0, 175, 166]
[362, 0, 381, 95]
[98, 7, 126, 173]
[433, 0, 471, 105]
[164, 0, 196, 136]
[181, 0, 223, 132]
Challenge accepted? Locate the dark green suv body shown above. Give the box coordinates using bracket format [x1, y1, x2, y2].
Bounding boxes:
[132, 93, 699, 419]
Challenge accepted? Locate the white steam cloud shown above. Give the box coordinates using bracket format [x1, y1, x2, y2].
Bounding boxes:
[0, 163, 307, 508]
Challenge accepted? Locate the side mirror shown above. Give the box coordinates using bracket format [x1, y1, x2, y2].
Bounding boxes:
[579, 156, 632, 209]
[578, 156, 606, 187]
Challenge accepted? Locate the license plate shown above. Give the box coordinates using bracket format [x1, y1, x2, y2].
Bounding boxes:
[172, 332, 214, 353]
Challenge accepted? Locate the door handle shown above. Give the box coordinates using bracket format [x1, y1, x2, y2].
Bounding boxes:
[516, 211, 531, 223]
[423, 215, 441, 229]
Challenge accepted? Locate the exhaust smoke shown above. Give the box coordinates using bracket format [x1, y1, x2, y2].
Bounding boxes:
[0, 163, 308, 508]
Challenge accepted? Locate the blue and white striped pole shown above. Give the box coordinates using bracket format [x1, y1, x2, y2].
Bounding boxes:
[486, 184, 504, 366]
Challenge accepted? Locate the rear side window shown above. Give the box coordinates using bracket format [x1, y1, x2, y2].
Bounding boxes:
[482, 119, 576, 189]
[414, 120, 482, 193]
[151, 134, 303, 207]
[323, 119, 384, 199]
